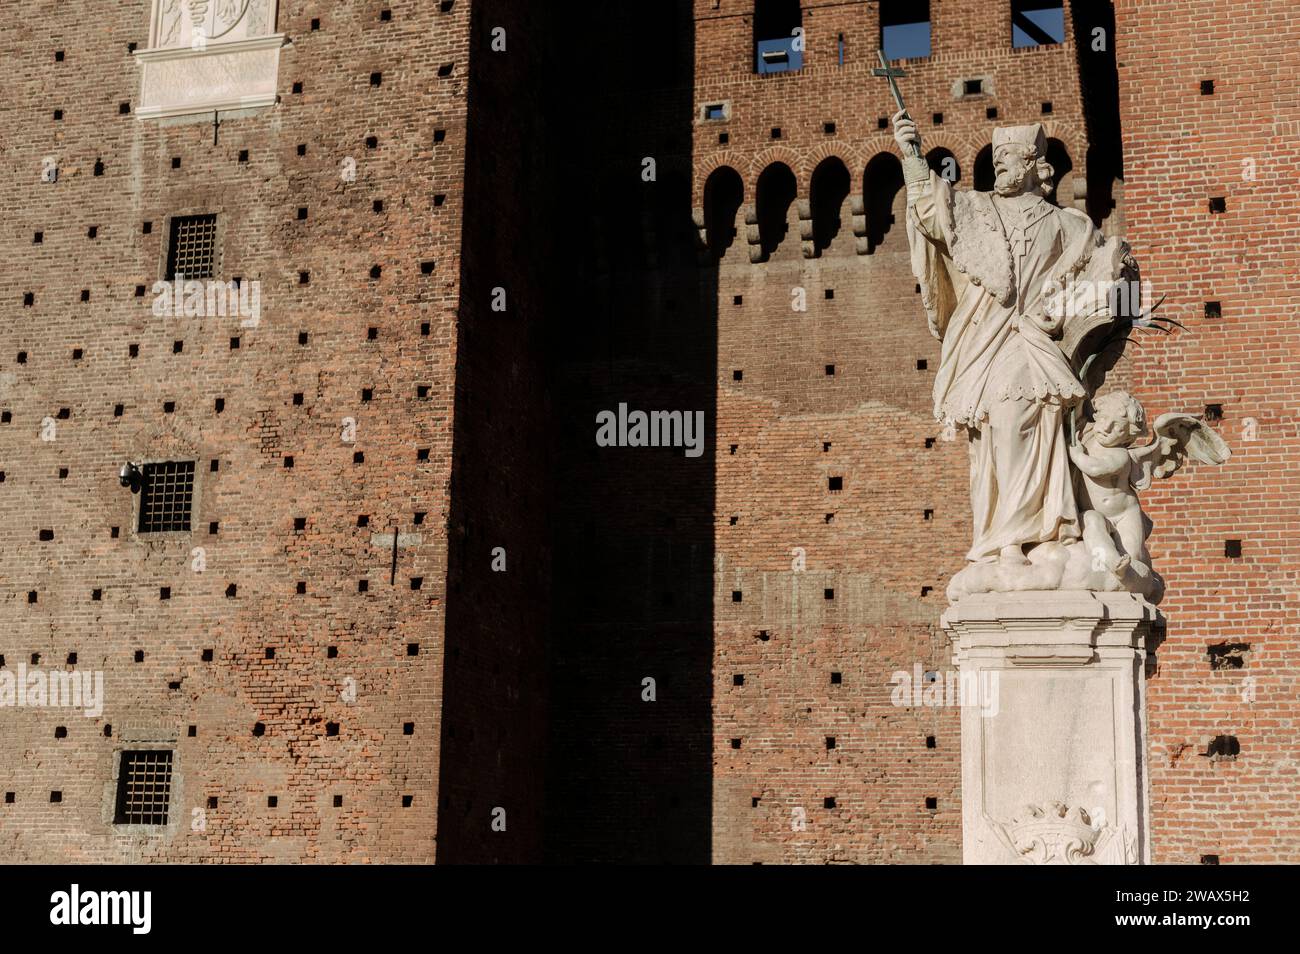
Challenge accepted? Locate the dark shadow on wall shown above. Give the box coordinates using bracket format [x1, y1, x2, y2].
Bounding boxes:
[438, 0, 554, 863]
[1070, 0, 1123, 227]
[540, 0, 716, 863]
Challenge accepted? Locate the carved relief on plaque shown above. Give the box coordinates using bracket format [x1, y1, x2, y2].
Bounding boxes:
[136, 1, 283, 119]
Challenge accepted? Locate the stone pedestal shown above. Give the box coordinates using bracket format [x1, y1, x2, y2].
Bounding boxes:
[941, 591, 1162, 865]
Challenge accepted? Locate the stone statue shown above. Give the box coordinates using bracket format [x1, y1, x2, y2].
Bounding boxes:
[892, 111, 1229, 603]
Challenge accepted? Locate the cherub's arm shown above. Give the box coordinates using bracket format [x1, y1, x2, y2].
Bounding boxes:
[1068, 440, 1126, 479]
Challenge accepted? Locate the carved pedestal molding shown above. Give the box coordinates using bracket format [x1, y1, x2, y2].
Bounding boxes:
[942, 590, 1162, 864]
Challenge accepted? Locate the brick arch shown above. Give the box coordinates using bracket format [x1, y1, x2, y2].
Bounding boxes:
[1037, 119, 1086, 167]
[694, 153, 747, 206]
[745, 146, 805, 194]
[858, 134, 908, 171]
[805, 144, 864, 182]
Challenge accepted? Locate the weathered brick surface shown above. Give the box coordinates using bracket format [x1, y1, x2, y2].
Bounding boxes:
[1114, 0, 1300, 864]
[0, 1, 474, 862]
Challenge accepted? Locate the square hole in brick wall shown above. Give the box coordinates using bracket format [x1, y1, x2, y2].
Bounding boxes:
[1207, 642, 1249, 670]
[926, 736, 936, 748]
[925, 796, 938, 809]
[1224, 539, 1242, 558]
[1206, 735, 1240, 760]
[1209, 196, 1226, 213]
[1204, 300, 1222, 319]
[823, 797, 836, 809]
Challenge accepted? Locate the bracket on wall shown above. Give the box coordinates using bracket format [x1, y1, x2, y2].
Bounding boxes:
[798, 199, 815, 258]
[850, 194, 869, 254]
[743, 205, 762, 263]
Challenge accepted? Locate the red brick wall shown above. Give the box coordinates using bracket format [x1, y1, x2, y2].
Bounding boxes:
[0, 1, 471, 862]
[1115, 0, 1300, 863]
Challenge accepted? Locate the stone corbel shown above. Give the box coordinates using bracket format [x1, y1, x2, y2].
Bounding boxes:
[797, 199, 815, 258]
[743, 205, 762, 263]
[849, 195, 868, 255]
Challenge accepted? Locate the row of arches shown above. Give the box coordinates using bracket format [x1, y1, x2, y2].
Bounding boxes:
[699, 140, 1076, 262]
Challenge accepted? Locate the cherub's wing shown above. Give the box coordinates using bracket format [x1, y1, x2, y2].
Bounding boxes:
[1130, 413, 1231, 489]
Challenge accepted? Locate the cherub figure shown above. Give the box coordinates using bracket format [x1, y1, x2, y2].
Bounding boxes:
[1069, 390, 1231, 584]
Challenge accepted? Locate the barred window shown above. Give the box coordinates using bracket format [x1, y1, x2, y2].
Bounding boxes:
[113, 750, 174, 826]
[166, 214, 218, 280]
[138, 460, 195, 533]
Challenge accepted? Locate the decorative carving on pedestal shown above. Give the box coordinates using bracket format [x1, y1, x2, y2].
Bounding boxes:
[134, 0, 285, 119]
[986, 802, 1138, 865]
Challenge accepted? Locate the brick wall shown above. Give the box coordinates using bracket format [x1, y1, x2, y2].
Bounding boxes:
[1115, 0, 1300, 863]
[0, 0, 472, 862]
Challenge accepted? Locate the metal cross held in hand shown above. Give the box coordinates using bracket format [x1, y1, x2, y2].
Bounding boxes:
[872, 50, 922, 158]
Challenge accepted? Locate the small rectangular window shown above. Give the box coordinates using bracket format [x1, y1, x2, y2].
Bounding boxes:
[1012, 1, 1065, 49]
[703, 102, 727, 121]
[166, 214, 218, 280]
[881, 0, 931, 61]
[138, 460, 196, 533]
[114, 750, 174, 825]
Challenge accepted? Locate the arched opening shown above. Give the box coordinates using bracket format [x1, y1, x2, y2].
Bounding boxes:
[973, 144, 994, 192]
[754, 0, 803, 73]
[702, 166, 744, 259]
[863, 152, 904, 254]
[1044, 138, 1073, 206]
[809, 157, 851, 255]
[755, 162, 797, 260]
[926, 146, 961, 185]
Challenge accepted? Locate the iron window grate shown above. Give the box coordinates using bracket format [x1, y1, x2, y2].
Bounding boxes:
[138, 460, 195, 533]
[166, 214, 217, 280]
[113, 750, 174, 825]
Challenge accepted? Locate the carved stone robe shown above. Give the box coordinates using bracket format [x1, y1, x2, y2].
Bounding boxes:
[907, 171, 1102, 561]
